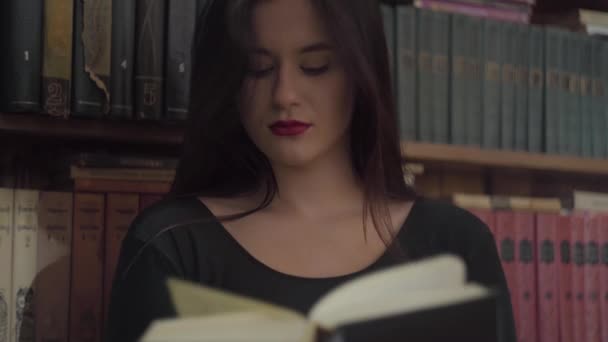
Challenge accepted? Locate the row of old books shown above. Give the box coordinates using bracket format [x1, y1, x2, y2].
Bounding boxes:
[0, 0, 206, 121]
[0, 153, 175, 342]
[381, 3, 608, 159]
[453, 191, 608, 342]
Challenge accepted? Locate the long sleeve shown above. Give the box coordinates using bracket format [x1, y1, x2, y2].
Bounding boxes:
[104, 234, 182, 342]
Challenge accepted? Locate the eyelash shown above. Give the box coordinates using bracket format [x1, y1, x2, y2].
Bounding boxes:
[247, 65, 330, 79]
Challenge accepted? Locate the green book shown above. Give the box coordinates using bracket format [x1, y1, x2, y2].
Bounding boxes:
[431, 10, 450, 144]
[450, 14, 467, 146]
[482, 19, 502, 150]
[565, 31, 581, 156]
[591, 39, 606, 158]
[544, 28, 561, 155]
[601, 41, 608, 159]
[500, 22, 516, 151]
[513, 23, 528, 152]
[381, 4, 396, 80]
[527, 26, 544, 154]
[396, 5, 417, 142]
[579, 36, 593, 158]
[465, 16, 483, 147]
[417, 9, 433, 143]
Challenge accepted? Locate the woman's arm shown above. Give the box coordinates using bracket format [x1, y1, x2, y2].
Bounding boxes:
[104, 234, 182, 342]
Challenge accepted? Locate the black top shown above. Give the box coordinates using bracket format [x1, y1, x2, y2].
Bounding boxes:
[105, 195, 516, 342]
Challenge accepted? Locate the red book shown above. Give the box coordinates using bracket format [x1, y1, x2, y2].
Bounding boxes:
[558, 215, 574, 342]
[513, 211, 537, 342]
[495, 211, 519, 336]
[584, 214, 601, 342]
[536, 213, 559, 342]
[571, 214, 586, 342]
[599, 214, 608, 342]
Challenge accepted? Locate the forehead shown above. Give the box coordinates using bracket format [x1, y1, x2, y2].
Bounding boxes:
[251, 0, 330, 49]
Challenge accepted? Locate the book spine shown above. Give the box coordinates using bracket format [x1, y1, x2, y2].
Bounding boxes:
[464, 16, 483, 147]
[591, 40, 606, 159]
[73, 154, 178, 169]
[431, 10, 450, 144]
[69, 193, 105, 342]
[599, 214, 608, 342]
[135, 0, 167, 120]
[584, 215, 601, 342]
[579, 37, 593, 159]
[513, 211, 537, 342]
[10, 189, 39, 342]
[42, 0, 75, 117]
[450, 14, 467, 146]
[139, 194, 163, 211]
[557, 30, 570, 155]
[417, 9, 433, 143]
[535, 213, 559, 342]
[396, 5, 417, 142]
[566, 32, 582, 157]
[103, 193, 139, 332]
[500, 22, 516, 151]
[74, 178, 171, 194]
[165, 0, 197, 121]
[35, 191, 73, 342]
[0, 188, 14, 342]
[482, 19, 502, 150]
[381, 4, 395, 77]
[527, 25, 544, 154]
[603, 41, 608, 159]
[72, 0, 109, 117]
[110, 0, 136, 118]
[558, 215, 574, 342]
[571, 214, 586, 342]
[495, 211, 519, 333]
[513, 23, 528, 152]
[544, 28, 561, 155]
[2, 0, 43, 112]
[468, 208, 495, 235]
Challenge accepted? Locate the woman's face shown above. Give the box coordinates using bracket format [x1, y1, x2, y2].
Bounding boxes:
[240, 0, 353, 168]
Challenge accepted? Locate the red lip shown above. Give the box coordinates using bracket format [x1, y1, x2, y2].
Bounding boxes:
[269, 120, 312, 137]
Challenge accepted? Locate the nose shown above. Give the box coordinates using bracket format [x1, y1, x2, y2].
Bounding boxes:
[272, 63, 300, 111]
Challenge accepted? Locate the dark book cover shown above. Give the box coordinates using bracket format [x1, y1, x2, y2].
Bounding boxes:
[396, 5, 417, 142]
[135, 0, 167, 120]
[72, 0, 111, 118]
[165, 0, 197, 121]
[110, 0, 136, 118]
[1, 0, 43, 112]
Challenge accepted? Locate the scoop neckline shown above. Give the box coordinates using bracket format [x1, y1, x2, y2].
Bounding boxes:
[190, 195, 419, 282]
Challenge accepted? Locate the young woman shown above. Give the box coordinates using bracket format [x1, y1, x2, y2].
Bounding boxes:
[105, 0, 515, 341]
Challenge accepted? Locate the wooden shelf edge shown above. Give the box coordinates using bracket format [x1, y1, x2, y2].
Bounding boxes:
[0, 112, 184, 145]
[402, 142, 608, 175]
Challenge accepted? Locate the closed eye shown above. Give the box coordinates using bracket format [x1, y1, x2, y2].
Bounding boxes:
[301, 64, 330, 76]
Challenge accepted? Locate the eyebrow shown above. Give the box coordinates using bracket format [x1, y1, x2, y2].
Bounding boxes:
[251, 42, 333, 55]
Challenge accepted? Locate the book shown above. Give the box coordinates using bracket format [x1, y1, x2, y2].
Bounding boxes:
[165, 0, 198, 121]
[135, 0, 167, 120]
[535, 213, 559, 342]
[11, 189, 39, 342]
[70, 165, 176, 182]
[0, 188, 14, 342]
[571, 214, 586, 342]
[598, 214, 608, 342]
[558, 214, 574, 342]
[584, 214, 601, 342]
[1, 0, 43, 112]
[35, 191, 73, 342]
[69, 193, 105, 342]
[73, 178, 171, 194]
[110, 0, 136, 118]
[396, 5, 417, 142]
[42, 0, 74, 117]
[141, 255, 498, 341]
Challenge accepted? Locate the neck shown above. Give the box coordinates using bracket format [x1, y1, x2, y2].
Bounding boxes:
[268, 144, 364, 219]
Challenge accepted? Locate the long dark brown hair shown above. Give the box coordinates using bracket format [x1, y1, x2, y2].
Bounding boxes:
[170, 0, 416, 245]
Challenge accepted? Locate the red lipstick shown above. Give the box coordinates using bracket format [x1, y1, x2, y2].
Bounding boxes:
[269, 120, 312, 137]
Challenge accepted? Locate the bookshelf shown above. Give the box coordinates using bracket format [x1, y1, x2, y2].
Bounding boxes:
[402, 142, 608, 176]
[0, 112, 184, 145]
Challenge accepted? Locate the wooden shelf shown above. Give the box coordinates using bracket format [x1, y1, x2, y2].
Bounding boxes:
[0, 112, 185, 145]
[402, 142, 608, 176]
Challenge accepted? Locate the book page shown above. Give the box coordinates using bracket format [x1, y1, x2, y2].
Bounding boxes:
[167, 278, 303, 321]
[308, 254, 479, 328]
[141, 312, 317, 342]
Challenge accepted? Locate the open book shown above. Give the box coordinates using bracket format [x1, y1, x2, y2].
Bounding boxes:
[140, 255, 497, 342]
